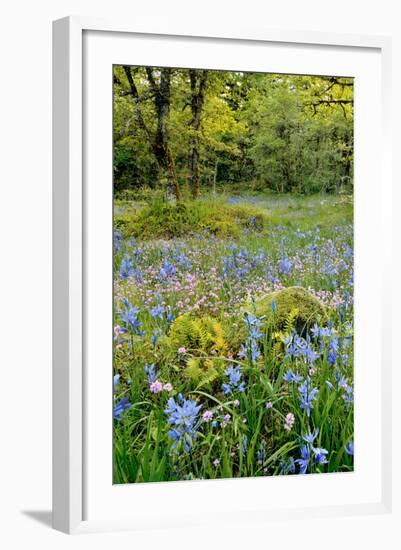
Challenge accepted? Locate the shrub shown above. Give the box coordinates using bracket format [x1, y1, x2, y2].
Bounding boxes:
[114, 198, 269, 240]
[255, 286, 327, 335]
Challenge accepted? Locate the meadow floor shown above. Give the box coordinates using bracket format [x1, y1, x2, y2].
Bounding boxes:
[113, 192, 354, 483]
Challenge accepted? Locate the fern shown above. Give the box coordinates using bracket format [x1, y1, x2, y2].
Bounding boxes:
[168, 314, 229, 385]
[169, 313, 228, 355]
[284, 307, 299, 335]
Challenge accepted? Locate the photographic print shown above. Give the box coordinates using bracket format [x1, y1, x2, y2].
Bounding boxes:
[112, 65, 354, 483]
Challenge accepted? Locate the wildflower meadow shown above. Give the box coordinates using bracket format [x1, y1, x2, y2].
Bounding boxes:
[112, 66, 354, 483]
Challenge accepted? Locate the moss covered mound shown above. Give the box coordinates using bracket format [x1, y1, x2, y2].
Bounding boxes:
[114, 198, 268, 240]
[255, 286, 327, 334]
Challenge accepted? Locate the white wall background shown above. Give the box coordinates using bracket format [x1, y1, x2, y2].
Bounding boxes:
[0, 1, 399, 548]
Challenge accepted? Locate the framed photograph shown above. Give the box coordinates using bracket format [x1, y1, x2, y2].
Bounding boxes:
[52, 16, 392, 534]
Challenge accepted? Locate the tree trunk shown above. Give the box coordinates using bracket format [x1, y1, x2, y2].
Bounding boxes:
[150, 68, 181, 202]
[122, 65, 181, 202]
[188, 69, 208, 198]
[212, 159, 219, 196]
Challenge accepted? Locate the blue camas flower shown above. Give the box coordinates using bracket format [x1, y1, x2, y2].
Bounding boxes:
[312, 447, 329, 465]
[327, 335, 339, 365]
[118, 299, 144, 335]
[302, 428, 319, 444]
[159, 261, 176, 279]
[296, 445, 310, 474]
[345, 440, 354, 456]
[144, 363, 160, 384]
[240, 311, 264, 363]
[165, 395, 202, 453]
[279, 456, 296, 475]
[222, 364, 245, 395]
[119, 255, 134, 278]
[241, 434, 248, 456]
[278, 256, 292, 275]
[113, 231, 122, 251]
[299, 377, 319, 417]
[256, 440, 266, 464]
[150, 303, 164, 319]
[283, 369, 303, 383]
[113, 397, 131, 420]
[285, 333, 320, 365]
[297, 429, 329, 472]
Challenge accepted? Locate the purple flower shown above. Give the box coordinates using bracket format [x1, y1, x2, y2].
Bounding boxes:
[241, 311, 263, 363]
[144, 363, 160, 384]
[202, 410, 213, 422]
[302, 428, 319, 445]
[345, 440, 354, 456]
[118, 299, 143, 335]
[222, 365, 245, 395]
[312, 447, 329, 465]
[150, 380, 163, 394]
[278, 256, 292, 275]
[119, 255, 134, 278]
[284, 412, 295, 431]
[150, 303, 164, 319]
[113, 397, 131, 420]
[222, 413, 231, 427]
[296, 445, 310, 474]
[165, 395, 202, 453]
[283, 369, 303, 383]
[299, 377, 318, 417]
[160, 261, 176, 279]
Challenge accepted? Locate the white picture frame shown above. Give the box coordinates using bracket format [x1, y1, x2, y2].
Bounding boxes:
[52, 16, 392, 534]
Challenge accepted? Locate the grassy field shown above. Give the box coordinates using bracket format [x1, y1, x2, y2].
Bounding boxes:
[113, 192, 354, 483]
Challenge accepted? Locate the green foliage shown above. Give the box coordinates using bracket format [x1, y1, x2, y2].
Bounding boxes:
[168, 313, 228, 355]
[114, 197, 268, 239]
[255, 286, 327, 334]
[167, 313, 229, 385]
[244, 75, 353, 194]
[114, 67, 353, 195]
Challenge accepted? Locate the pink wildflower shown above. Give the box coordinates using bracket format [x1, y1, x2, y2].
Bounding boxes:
[150, 380, 163, 394]
[222, 413, 231, 427]
[284, 412, 295, 431]
[202, 410, 213, 422]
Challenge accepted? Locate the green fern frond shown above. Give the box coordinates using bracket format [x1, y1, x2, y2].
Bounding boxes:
[283, 307, 299, 335]
[168, 313, 228, 355]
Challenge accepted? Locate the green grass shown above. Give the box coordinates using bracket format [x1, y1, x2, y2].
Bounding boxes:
[114, 192, 352, 240]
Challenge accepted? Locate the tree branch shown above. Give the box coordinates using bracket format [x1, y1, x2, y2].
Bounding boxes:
[122, 66, 153, 142]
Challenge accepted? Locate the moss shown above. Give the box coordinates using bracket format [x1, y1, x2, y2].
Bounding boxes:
[114, 198, 269, 240]
[255, 286, 327, 335]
